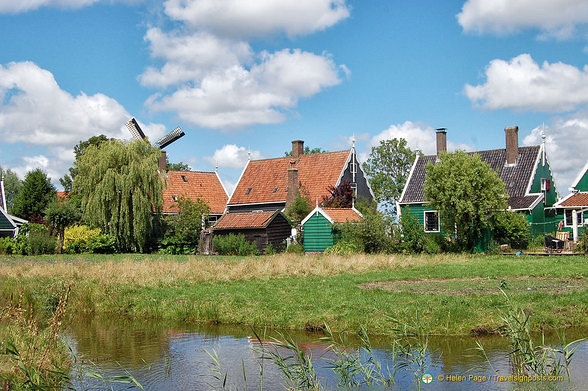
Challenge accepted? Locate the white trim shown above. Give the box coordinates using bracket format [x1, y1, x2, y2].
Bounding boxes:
[215, 171, 230, 198]
[571, 161, 588, 190]
[398, 155, 419, 204]
[301, 207, 334, 225]
[553, 192, 577, 208]
[226, 159, 250, 205]
[525, 146, 542, 196]
[423, 210, 440, 233]
[354, 151, 376, 200]
[335, 149, 353, 188]
[564, 209, 584, 227]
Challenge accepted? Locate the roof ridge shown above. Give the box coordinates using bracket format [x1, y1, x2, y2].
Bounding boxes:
[250, 149, 350, 162]
[420, 145, 540, 158]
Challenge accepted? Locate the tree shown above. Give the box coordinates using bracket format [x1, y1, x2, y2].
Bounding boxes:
[168, 196, 210, 244]
[321, 180, 353, 208]
[45, 200, 81, 254]
[0, 167, 22, 213]
[285, 195, 312, 227]
[60, 135, 111, 191]
[166, 160, 191, 171]
[423, 151, 508, 251]
[363, 138, 418, 216]
[12, 169, 56, 221]
[284, 146, 325, 157]
[74, 139, 164, 252]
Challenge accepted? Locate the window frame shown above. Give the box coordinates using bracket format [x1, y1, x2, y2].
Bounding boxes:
[564, 209, 584, 227]
[423, 210, 440, 233]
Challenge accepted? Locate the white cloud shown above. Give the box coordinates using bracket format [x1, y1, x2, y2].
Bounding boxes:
[163, 0, 350, 38]
[465, 54, 588, 112]
[0, 61, 165, 183]
[139, 28, 253, 88]
[458, 0, 588, 38]
[363, 121, 474, 162]
[523, 115, 588, 194]
[147, 49, 344, 129]
[204, 144, 262, 169]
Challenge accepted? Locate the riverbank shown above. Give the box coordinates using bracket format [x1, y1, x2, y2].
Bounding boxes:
[1, 253, 587, 336]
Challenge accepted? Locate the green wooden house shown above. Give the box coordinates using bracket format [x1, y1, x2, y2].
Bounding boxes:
[398, 126, 559, 240]
[301, 207, 362, 252]
[0, 208, 26, 238]
[554, 162, 588, 241]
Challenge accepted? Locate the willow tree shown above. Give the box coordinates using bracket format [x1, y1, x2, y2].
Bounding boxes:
[74, 139, 163, 252]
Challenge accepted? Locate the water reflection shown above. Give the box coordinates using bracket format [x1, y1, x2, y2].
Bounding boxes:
[66, 317, 588, 390]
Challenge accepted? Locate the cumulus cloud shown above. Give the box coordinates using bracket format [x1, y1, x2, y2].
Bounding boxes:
[465, 54, 588, 112]
[0, 61, 165, 182]
[146, 49, 344, 129]
[524, 115, 588, 194]
[163, 0, 350, 38]
[204, 144, 262, 169]
[458, 0, 588, 38]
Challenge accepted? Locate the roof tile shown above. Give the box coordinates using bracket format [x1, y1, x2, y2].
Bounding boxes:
[163, 171, 227, 215]
[560, 193, 588, 207]
[213, 211, 278, 230]
[322, 208, 362, 223]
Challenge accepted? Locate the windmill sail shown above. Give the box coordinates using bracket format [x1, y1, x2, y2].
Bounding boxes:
[126, 118, 146, 140]
[156, 127, 185, 149]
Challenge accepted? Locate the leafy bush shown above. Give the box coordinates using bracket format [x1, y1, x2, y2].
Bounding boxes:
[338, 204, 393, 254]
[399, 210, 425, 253]
[27, 223, 56, 255]
[264, 242, 276, 255]
[213, 233, 259, 256]
[64, 225, 101, 254]
[324, 240, 362, 255]
[0, 236, 27, 255]
[492, 211, 530, 249]
[423, 235, 442, 254]
[87, 234, 117, 254]
[285, 243, 304, 254]
[158, 236, 196, 255]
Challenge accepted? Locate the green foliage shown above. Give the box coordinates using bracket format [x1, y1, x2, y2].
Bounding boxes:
[363, 138, 418, 216]
[26, 223, 57, 255]
[62, 135, 111, 188]
[284, 195, 312, 227]
[285, 243, 304, 254]
[213, 233, 259, 256]
[11, 169, 56, 221]
[74, 139, 164, 253]
[44, 200, 81, 253]
[284, 146, 325, 156]
[399, 209, 425, 253]
[324, 240, 362, 255]
[0, 166, 22, 213]
[63, 225, 116, 254]
[166, 160, 191, 171]
[264, 242, 276, 255]
[579, 230, 588, 254]
[338, 203, 392, 254]
[159, 196, 209, 254]
[424, 151, 508, 251]
[492, 211, 530, 249]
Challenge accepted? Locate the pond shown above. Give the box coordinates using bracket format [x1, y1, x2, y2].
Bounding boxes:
[65, 316, 588, 390]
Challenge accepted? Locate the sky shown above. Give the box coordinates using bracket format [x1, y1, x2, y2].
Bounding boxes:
[1, 0, 588, 196]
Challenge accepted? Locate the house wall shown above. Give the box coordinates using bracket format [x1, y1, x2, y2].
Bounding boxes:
[529, 160, 557, 207]
[266, 214, 293, 251]
[0, 214, 15, 238]
[303, 213, 334, 252]
[574, 172, 588, 191]
[340, 153, 373, 203]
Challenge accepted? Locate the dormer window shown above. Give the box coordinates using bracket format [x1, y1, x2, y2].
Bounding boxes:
[181, 175, 188, 182]
[273, 187, 278, 193]
[541, 178, 550, 192]
[172, 195, 178, 201]
[246, 188, 252, 195]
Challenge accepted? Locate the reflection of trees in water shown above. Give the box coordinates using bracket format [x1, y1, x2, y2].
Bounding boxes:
[67, 316, 170, 367]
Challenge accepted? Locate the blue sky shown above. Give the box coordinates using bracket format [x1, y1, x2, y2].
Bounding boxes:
[1, 0, 588, 195]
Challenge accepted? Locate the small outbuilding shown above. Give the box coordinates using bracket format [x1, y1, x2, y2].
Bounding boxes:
[212, 210, 292, 254]
[301, 207, 363, 252]
[0, 208, 26, 238]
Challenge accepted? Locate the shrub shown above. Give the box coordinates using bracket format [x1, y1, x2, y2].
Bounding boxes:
[27, 223, 56, 255]
[264, 242, 276, 255]
[324, 240, 362, 255]
[492, 211, 530, 249]
[338, 204, 393, 254]
[213, 233, 258, 256]
[87, 234, 117, 254]
[423, 235, 442, 254]
[63, 225, 102, 254]
[285, 243, 304, 254]
[399, 210, 425, 253]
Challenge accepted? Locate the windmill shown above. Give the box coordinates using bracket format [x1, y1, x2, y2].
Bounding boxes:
[126, 118, 185, 172]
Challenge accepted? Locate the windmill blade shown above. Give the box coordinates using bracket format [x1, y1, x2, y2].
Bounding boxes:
[156, 127, 185, 149]
[126, 118, 146, 140]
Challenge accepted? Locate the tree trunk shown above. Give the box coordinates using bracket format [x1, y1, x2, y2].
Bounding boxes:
[57, 227, 65, 254]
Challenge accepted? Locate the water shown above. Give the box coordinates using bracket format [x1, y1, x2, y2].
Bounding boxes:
[65, 316, 588, 390]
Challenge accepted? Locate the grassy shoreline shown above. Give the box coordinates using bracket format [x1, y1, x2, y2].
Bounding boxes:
[1, 253, 587, 336]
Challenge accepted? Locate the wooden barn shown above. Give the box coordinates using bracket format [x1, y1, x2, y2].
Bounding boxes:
[301, 207, 362, 252]
[213, 210, 291, 254]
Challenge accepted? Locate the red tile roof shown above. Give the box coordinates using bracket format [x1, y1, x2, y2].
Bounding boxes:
[213, 211, 278, 230]
[322, 208, 362, 223]
[162, 171, 228, 215]
[228, 150, 350, 206]
[559, 192, 588, 207]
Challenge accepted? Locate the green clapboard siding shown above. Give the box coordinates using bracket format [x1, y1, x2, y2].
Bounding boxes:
[574, 169, 588, 191]
[303, 212, 334, 252]
[529, 159, 558, 207]
[0, 212, 15, 230]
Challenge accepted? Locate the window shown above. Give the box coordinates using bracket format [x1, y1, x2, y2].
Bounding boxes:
[245, 188, 252, 194]
[273, 187, 278, 193]
[564, 209, 584, 227]
[181, 175, 188, 182]
[207, 215, 218, 223]
[172, 195, 178, 201]
[541, 178, 550, 191]
[424, 210, 440, 233]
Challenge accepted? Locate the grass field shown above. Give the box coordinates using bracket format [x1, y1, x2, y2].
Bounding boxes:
[1, 253, 587, 336]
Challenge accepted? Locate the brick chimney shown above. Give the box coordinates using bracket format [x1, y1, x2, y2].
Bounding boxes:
[291, 140, 304, 159]
[505, 126, 519, 165]
[286, 160, 298, 207]
[159, 150, 167, 172]
[436, 128, 447, 158]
